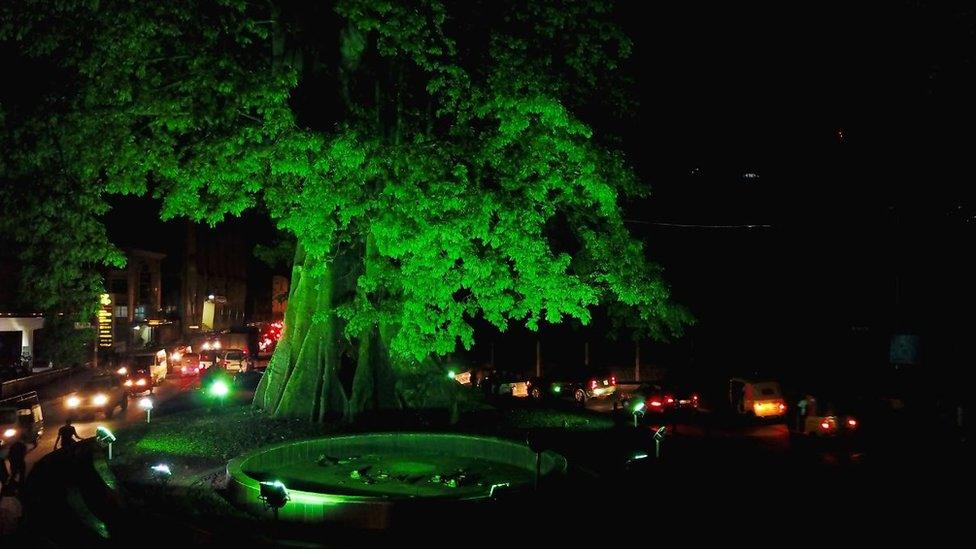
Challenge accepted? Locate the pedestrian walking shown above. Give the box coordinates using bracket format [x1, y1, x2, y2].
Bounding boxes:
[54, 417, 82, 450]
[6, 435, 29, 486]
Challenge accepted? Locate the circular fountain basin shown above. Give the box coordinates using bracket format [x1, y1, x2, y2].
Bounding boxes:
[226, 432, 567, 529]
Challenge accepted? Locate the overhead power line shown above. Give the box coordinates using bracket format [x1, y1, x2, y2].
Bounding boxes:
[624, 220, 773, 229]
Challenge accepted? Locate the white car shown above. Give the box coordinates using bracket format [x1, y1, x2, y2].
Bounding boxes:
[217, 349, 249, 373]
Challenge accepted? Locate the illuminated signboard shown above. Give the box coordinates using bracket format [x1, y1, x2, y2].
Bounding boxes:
[98, 293, 113, 347]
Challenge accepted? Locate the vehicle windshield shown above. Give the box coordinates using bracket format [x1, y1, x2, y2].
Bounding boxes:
[0, 409, 17, 424]
[82, 379, 113, 392]
[226, 351, 243, 360]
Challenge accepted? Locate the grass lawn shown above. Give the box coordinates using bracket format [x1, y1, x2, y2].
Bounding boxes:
[501, 406, 615, 431]
[109, 405, 335, 486]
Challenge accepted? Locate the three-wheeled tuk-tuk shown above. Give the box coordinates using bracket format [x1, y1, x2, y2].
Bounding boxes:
[0, 390, 44, 446]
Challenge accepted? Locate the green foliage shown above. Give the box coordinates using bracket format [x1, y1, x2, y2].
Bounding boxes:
[34, 315, 94, 366]
[253, 231, 296, 270]
[1, 0, 691, 373]
[0, 177, 124, 318]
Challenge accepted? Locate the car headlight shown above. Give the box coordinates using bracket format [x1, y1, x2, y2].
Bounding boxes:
[116, 367, 128, 375]
[136, 378, 147, 386]
[124, 379, 133, 386]
[66, 396, 81, 408]
[93, 394, 109, 406]
[3, 428, 16, 438]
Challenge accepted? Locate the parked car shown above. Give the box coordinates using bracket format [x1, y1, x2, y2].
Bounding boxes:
[479, 369, 531, 398]
[177, 352, 202, 377]
[617, 383, 675, 413]
[528, 366, 617, 406]
[199, 350, 217, 370]
[663, 376, 702, 411]
[217, 349, 249, 373]
[65, 376, 128, 419]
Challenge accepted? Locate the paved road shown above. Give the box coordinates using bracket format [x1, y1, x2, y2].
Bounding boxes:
[24, 374, 201, 473]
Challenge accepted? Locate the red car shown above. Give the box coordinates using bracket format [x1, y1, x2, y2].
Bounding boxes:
[621, 383, 699, 413]
[123, 366, 153, 395]
[178, 352, 202, 376]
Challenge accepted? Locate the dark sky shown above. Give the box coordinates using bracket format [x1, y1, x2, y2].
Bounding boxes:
[589, 1, 976, 380]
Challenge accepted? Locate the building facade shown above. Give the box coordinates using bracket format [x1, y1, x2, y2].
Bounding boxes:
[181, 221, 249, 334]
[105, 249, 177, 353]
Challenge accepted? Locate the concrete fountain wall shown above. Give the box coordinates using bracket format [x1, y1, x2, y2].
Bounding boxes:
[226, 432, 567, 529]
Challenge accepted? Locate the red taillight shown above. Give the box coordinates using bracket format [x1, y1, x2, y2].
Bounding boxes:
[590, 379, 597, 390]
[610, 376, 616, 385]
[649, 400, 663, 407]
[779, 403, 786, 411]
[820, 420, 831, 430]
[665, 395, 675, 405]
[847, 418, 857, 428]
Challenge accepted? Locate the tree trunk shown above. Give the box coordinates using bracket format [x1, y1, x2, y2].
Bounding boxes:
[254, 244, 348, 420]
[254, 240, 400, 421]
[348, 233, 399, 419]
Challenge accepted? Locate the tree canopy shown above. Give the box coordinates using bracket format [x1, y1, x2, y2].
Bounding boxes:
[1, 0, 691, 417]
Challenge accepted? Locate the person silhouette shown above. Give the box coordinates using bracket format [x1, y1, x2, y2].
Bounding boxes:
[54, 417, 82, 450]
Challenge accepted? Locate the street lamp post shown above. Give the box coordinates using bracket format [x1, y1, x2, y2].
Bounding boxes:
[632, 401, 645, 428]
[139, 397, 153, 423]
[653, 426, 666, 459]
[96, 426, 116, 460]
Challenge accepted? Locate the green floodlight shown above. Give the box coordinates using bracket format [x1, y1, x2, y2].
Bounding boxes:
[631, 400, 645, 428]
[139, 396, 154, 423]
[260, 480, 290, 519]
[552, 385, 561, 394]
[653, 426, 666, 459]
[210, 379, 229, 398]
[96, 425, 117, 460]
[150, 463, 172, 484]
[95, 425, 116, 443]
[151, 463, 172, 476]
[447, 370, 456, 380]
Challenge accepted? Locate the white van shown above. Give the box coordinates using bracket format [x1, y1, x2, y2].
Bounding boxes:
[130, 350, 168, 384]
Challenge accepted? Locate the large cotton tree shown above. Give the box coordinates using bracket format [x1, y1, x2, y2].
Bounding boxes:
[1, 0, 691, 420]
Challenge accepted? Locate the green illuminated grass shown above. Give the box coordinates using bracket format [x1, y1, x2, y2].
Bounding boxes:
[112, 405, 333, 473]
[502, 408, 613, 431]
